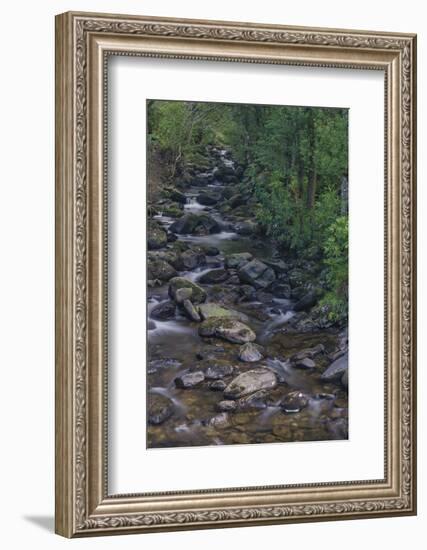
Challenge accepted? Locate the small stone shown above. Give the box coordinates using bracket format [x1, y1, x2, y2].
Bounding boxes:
[147, 394, 174, 425]
[280, 391, 309, 413]
[150, 300, 176, 321]
[174, 371, 205, 389]
[217, 400, 237, 412]
[207, 413, 230, 428]
[204, 362, 235, 380]
[237, 390, 268, 410]
[238, 342, 264, 362]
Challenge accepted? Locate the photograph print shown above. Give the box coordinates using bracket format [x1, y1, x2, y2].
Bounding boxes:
[146, 99, 349, 449]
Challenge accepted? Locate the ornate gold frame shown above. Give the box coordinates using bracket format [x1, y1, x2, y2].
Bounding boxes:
[55, 11, 417, 537]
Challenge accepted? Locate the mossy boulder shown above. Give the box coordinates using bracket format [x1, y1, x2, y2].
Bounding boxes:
[147, 258, 177, 282]
[169, 213, 220, 235]
[168, 277, 207, 305]
[147, 220, 167, 250]
[199, 317, 256, 344]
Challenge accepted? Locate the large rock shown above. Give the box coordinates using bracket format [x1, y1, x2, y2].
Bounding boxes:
[147, 220, 167, 250]
[169, 277, 207, 304]
[164, 187, 187, 204]
[147, 394, 174, 425]
[268, 280, 291, 299]
[321, 352, 348, 381]
[225, 252, 253, 269]
[224, 368, 277, 399]
[198, 268, 229, 284]
[147, 258, 177, 282]
[179, 248, 206, 270]
[294, 289, 321, 312]
[150, 300, 176, 321]
[238, 259, 276, 289]
[169, 213, 220, 235]
[238, 342, 264, 362]
[174, 371, 205, 388]
[197, 192, 220, 206]
[198, 303, 246, 321]
[199, 317, 256, 344]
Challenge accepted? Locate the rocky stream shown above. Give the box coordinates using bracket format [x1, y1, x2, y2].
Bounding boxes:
[147, 147, 348, 448]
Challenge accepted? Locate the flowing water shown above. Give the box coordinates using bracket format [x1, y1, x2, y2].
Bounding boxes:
[147, 165, 348, 449]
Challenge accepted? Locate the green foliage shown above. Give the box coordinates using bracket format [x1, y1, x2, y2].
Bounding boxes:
[147, 99, 349, 324]
[320, 216, 349, 321]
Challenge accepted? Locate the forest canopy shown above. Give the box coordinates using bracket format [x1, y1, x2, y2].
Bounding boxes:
[147, 99, 348, 321]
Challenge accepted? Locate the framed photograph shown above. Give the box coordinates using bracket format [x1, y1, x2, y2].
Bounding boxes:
[55, 11, 417, 537]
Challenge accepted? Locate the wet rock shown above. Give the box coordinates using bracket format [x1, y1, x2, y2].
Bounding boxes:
[268, 281, 291, 299]
[294, 289, 322, 312]
[147, 220, 167, 250]
[238, 259, 276, 289]
[217, 400, 237, 412]
[202, 246, 220, 256]
[174, 371, 205, 388]
[174, 287, 193, 304]
[280, 391, 309, 413]
[207, 412, 230, 428]
[321, 352, 348, 382]
[198, 303, 247, 322]
[204, 361, 235, 380]
[169, 277, 207, 304]
[169, 213, 220, 235]
[150, 300, 176, 321]
[224, 368, 277, 399]
[225, 252, 253, 269]
[182, 299, 201, 322]
[164, 186, 187, 204]
[341, 370, 348, 389]
[148, 320, 156, 331]
[179, 248, 206, 270]
[148, 394, 174, 425]
[198, 268, 229, 284]
[197, 192, 220, 206]
[238, 342, 264, 362]
[293, 357, 316, 370]
[237, 285, 257, 302]
[209, 380, 227, 391]
[263, 259, 289, 275]
[237, 390, 269, 410]
[147, 258, 177, 282]
[199, 317, 256, 344]
[292, 344, 325, 361]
